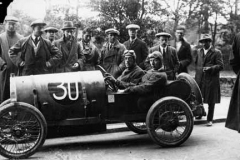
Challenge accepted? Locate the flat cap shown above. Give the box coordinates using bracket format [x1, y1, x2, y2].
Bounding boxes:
[44, 27, 59, 32]
[148, 51, 163, 61]
[30, 19, 46, 27]
[4, 15, 19, 22]
[105, 28, 120, 35]
[199, 34, 212, 42]
[155, 32, 172, 38]
[126, 24, 140, 30]
[124, 50, 136, 59]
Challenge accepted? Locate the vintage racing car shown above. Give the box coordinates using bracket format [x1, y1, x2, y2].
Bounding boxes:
[0, 68, 205, 159]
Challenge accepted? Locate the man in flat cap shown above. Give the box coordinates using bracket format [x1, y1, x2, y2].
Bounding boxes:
[44, 27, 58, 43]
[195, 34, 223, 126]
[123, 24, 148, 69]
[100, 28, 126, 78]
[148, 32, 179, 80]
[53, 21, 84, 72]
[0, 15, 23, 103]
[105, 50, 145, 89]
[79, 27, 100, 71]
[9, 19, 62, 76]
[171, 25, 192, 74]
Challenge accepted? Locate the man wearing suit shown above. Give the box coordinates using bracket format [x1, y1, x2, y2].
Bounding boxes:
[0, 15, 23, 103]
[149, 32, 180, 80]
[123, 24, 148, 69]
[53, 21, 84, 73]
[9, 19, 62, 76]
[171, 25, 192, 73]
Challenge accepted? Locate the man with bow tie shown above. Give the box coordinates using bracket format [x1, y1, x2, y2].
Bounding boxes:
[123, 24, 148, 69]
[9, 19, 62, 76]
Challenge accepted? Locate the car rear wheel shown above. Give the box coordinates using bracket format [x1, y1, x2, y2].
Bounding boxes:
[0, 102, 47, 159]
[146, 96, 194, 147]
[125, 122, 147, 134]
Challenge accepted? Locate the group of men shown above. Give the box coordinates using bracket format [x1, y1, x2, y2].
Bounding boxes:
[0, 15, 224, 127]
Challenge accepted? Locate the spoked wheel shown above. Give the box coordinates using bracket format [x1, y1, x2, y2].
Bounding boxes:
[0, 102, 47, 159]
[146, 96, 194, 147]
[125, 122, 147, 134]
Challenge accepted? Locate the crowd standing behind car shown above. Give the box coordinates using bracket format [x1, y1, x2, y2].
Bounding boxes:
[0, 16, 225, 127]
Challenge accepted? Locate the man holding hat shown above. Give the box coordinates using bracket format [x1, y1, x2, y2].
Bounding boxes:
[171, 25, 192, 74]
[195, 34, 223, 126]
[123, 24, 148, 69]
[79, 27, 100, 71]
[0, 15, 23, 103]
[105, 50, 145, 89]
[9, 19, 62, 76]
[148, 32, 179, 80]
[44, 27, 58, 43]
[53, 21, 84, 72]
[100, 28, 126, 78]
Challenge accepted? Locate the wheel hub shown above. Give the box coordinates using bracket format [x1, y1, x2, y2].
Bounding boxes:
[159, 111, 179, 132]
[12, 125, 26, 138]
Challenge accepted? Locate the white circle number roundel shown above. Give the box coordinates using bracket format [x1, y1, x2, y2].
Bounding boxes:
[48, 81, 82, 105]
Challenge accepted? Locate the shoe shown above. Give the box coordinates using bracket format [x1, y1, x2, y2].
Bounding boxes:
[206, 121, 213, 126]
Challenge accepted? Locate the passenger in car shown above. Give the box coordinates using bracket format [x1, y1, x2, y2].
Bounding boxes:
[122, 51, 167, 111]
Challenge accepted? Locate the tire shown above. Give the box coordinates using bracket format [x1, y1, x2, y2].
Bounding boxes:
[125, 122, 147, 134]
[0, 102, 47, 159]
[146, 96, 194, 147]
[0, 99, 11, 108]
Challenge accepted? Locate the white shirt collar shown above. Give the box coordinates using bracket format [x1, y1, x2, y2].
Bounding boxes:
[130, 37, 137, 42]
[203, 46, 212, 55]
[159, 45, 167, 53]
[31, 34, 40, 40]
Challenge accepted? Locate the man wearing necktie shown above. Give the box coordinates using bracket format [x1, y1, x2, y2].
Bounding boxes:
[123, 24, 148, 69]
[148, 32, 180, 80]
[195, 34, 223, 126]
[100, 28, 126, 78]
[9, 19, 62, 76]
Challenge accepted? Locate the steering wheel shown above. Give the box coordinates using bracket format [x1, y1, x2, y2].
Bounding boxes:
[96, 65, 118, 92]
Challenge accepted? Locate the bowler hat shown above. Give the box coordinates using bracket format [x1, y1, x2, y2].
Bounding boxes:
[61, 21, 76, 30]
[30, 19, 46, 27]
[4, 15, 19, 23]
[148, 51, 163, 61]
[124, 50, 136, 59]
[199, 34, 212, 42]
[105, 28, 120, 35]
[44, 27, 58, 33]
[126, 24, 140, 30]
[155, 32, 172, 38]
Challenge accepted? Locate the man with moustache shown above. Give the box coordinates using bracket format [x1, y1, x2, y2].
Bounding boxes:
[123, 24, 148, 69]
[53, 21, 84, 72]
[0, 15, 23, 103]
[9, 19, 62, 76]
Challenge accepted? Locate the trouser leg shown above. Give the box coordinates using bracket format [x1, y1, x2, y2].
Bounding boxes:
[207, 103, 215, 121]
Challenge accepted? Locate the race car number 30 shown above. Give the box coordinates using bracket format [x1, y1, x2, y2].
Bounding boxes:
[48, 81, 82, 105]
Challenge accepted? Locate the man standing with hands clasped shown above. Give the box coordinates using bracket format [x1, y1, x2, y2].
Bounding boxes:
[195, 34, 223, 126]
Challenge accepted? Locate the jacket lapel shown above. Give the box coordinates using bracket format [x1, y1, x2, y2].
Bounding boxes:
[203, 47, 213, 65]
[35, 37, 43, 54]
[129, 39, 139, 49]
[104, 42, 120, 59]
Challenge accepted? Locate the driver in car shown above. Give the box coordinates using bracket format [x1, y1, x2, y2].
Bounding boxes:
[105, 50, 145, 89]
